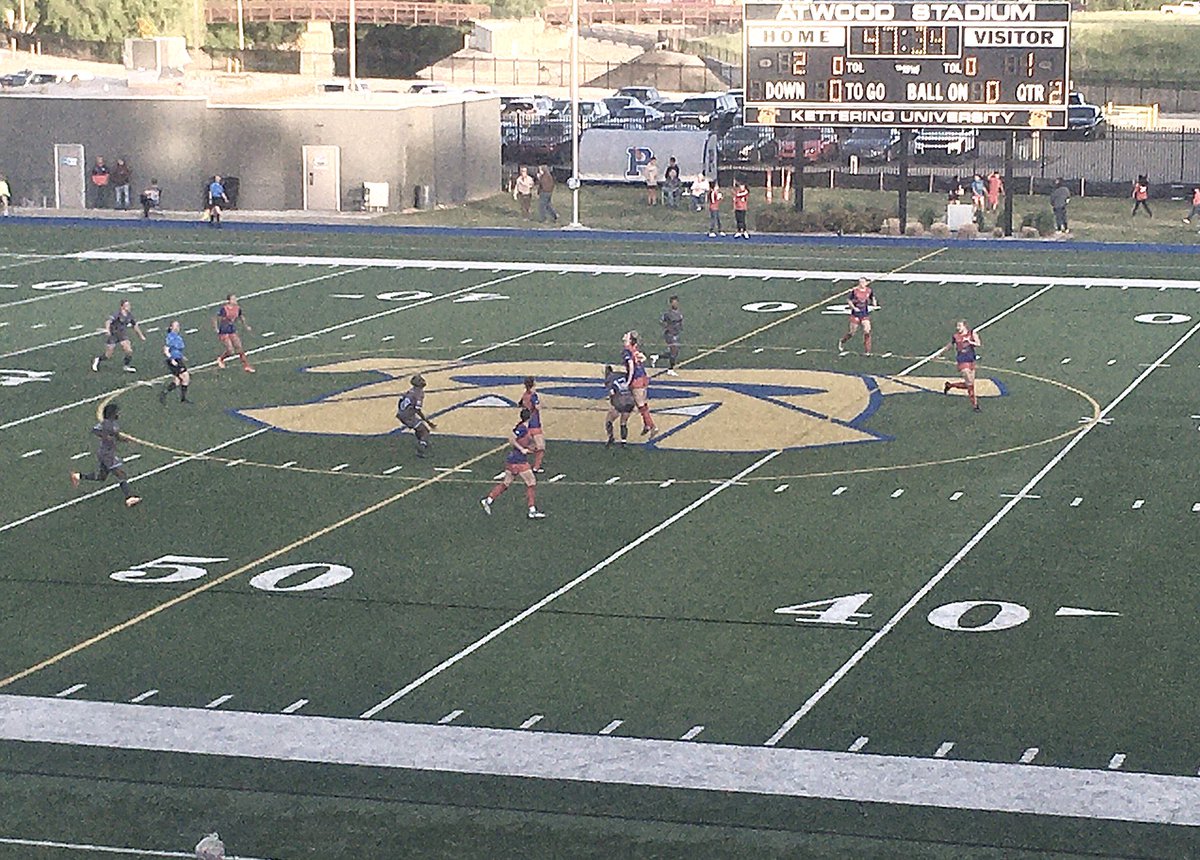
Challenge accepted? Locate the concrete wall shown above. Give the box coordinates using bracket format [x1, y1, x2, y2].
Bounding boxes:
[0, 93, 500, 211]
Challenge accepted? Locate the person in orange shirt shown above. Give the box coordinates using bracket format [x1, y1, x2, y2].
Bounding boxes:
[837, 277, 878, 356]
[732, 179, 750, 239]
[1131, 175, 1152, 217]
[213, 293, 254, 372]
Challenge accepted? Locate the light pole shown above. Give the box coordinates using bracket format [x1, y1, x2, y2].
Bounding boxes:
[348, 0, 358, 90]
[236, 0, 245, 51]
[565, 0, 584, 229]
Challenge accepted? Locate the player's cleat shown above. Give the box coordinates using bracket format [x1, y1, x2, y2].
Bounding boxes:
[666, 368, 679, 376]
[527, 508, 547, 519]
[158, 389, 168, 405]
[69, 471, 80, 488]
[837, 339, 846, 355]
[181, 397, 193, 404]
[90, 356, 100, 372]
[606, 437, 614, 448]
[123, 365, 136, 373]
[943, 381, 952, 394]
[640, 425, 652, 436]
[533, 468, 545, 474]
[707, 232, 716, 238]
[480, 497, 492, 515]
[243, 365, 255, 373]
[620, 439, 627, 447]
[216, 355, 226, 369]
[125, 495, 142, 508]
[973, 404, 981, 412]
[649, 425, 660, 438]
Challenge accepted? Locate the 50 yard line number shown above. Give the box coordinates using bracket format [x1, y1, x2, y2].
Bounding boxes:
[112, 554, 353, 593]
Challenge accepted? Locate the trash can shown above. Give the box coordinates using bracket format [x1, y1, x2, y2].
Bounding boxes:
[414, 184, 432, 209]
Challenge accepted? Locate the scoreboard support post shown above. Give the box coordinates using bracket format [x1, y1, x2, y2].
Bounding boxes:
[794, 164, 804, 212]
[1003, 132, 1015, 237]
[898, 130, 911, 233]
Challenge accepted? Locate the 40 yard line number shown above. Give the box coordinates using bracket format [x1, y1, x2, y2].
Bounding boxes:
[775, 593, 1031, 632]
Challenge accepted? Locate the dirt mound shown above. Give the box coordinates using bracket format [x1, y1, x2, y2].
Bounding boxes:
[585, 49, 727, 93]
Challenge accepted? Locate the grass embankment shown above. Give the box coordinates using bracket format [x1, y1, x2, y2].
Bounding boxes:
[376, 184, 1200, 245]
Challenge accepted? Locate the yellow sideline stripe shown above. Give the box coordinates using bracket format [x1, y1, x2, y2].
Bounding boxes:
[0, 442, 506, 690]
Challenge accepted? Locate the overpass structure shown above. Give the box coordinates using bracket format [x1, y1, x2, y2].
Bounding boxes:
[542, 2, 742, 27]
[204, 0, 490, 25]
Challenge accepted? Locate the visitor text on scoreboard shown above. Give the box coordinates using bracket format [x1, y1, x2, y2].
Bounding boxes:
[743, 1, 1071, 128]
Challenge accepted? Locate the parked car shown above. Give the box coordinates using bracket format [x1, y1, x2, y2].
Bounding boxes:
[500, 95, 554, 118]
[1160, 1, 1200, 13]
[719, 126, 775, 164]
[656, 100, 685, 123]
[841, 127, 902, 162]
[614, 86, 664, 107]
[674, 93, 740, 134]
[602, 95, 645, 116]
[0, 69, 32, 87]
[506, 120, 572, 164]
[593, 104, 668, 130]
[407, 81, 449, 94]
[912, 128, 978, 159]
[1054, 104, 1108, 140]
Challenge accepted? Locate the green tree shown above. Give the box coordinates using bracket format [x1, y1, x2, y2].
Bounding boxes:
[30, 0, 197, 43]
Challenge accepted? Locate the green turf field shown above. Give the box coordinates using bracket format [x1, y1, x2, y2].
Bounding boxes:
[0, 224, 1198, 859]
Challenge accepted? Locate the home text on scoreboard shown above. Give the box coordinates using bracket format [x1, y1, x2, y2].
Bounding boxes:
[743, 1, 1071, 129]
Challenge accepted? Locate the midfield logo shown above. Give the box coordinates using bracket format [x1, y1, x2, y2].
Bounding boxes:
[237, 358, 1001, 453]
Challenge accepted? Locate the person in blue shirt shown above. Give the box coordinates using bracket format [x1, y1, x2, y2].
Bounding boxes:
[158, 320, 192, 404]
[206, 175, 229, 227]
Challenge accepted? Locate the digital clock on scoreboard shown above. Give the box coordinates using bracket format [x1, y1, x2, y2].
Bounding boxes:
[743, 1, 1070, 129]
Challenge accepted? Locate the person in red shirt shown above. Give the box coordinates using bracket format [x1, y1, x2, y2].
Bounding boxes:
[1131, 175, 1152, 217]
[732, 179, 750, 239]
[707, 181, 723, 237]
[837, 277, 878, 356]
[213, 293, 254, 372]
[1184, 186, 1200, 224]
[939, 320, 983, 411]
[518, 375, 546, 473]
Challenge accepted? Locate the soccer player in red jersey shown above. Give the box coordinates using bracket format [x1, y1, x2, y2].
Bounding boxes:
[623, 330, 656, 436]
[940, 320, 982, 411]
[519, 376, 546, 473]
[838, 276, 878, 356]
[480, 408, 546, 519]
[213, 293, 254, 372]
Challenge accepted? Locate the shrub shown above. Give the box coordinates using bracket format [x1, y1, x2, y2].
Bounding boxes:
[991, 227, 1005, 238]
[1019, 225, 1040, 238]
[882, 217, 901, 236]
[1034, 211, 1056, 236]
[905, 222, 925, 237]
[930, 222, 951, 238]
[918, 206, 937, 228]
[756, 204, 888, 235]
[957, 222, 979, 240]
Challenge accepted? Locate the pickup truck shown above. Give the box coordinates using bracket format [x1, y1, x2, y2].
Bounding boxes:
[1160, 1, 1200, 13]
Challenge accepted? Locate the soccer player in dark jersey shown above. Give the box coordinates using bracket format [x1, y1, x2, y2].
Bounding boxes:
[519, 376, 547, 473]
[69, 402, 141, 507]
[158, 320, 192, 404]
[837, 277, 878, 356]
[941, 320, 982, 411]
[480, 408, 546, 519]
[623, 330, 656, 436]
[396, 374, 436, 457]
[91, 299, 146, 373]
[213, 294, 254, 372]
[659, 295, 684, 376]
[604, 364, 635, 447]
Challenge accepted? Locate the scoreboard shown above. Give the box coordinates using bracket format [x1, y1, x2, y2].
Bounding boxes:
[743, 1, 1070, 129]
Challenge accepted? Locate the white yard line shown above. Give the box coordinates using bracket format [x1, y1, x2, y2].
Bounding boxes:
[360, 449, 782, 719]
[0, 834, 273, 859]
[0, 428, 269, 534]
[765, 317, 1200, 747]
[72, 250, 1200, 291]
[897, 283, 1056, 376]
[3, 695, 1200, 828]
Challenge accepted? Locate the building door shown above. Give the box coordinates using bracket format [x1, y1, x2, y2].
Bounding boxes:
[54, 144, 85, 209]
[302, 145, 341, 211]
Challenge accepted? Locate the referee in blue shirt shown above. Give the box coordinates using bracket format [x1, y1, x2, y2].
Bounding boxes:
[158, 320, 192, 404]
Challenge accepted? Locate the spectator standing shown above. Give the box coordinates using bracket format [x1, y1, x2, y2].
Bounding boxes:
[1184, 186, 1200, 224]
[0, 173, 10, 215]
[707, 181, 723, 237]
[513, 166, 535, 219]
[732, 179, 750, 239]
[536, 165, 558, 224]
[662, 157, 682, 209]
[1131, 175, 1152, 217]
[642, 156, 659, 206]
[207, 175, 229, 227]
[111, 158, 132, 210]
[139, 178, 161, 218]
[985, 170, 1003, 212]
[690, 172, 709, 212]
[1049, 178, 1070, 234]
[970, 173, 986, 210]
[90, 156, 110, 208]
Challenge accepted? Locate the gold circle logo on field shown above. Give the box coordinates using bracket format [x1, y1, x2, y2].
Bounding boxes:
[235, 358, 1005, 454]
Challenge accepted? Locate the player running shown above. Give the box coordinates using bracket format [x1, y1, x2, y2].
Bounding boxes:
[69, 402, 142, 507]
[158, 320, 192, 404]
[91, 299, 146, 373]
[519, 376, 547, 473]
[940, 320, 983, 411]
[480, 408, 547, 519]
[604, 364, 635, 447]
[659, 295, 684, 376]
[396, 374, 436, 457]
[213, 293, 254, 372]
[837, 276, 878, 356]
[623, 330, 657, 436]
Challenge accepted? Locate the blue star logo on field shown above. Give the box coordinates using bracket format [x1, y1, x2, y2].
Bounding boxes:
[235, 358, 1003, 453]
